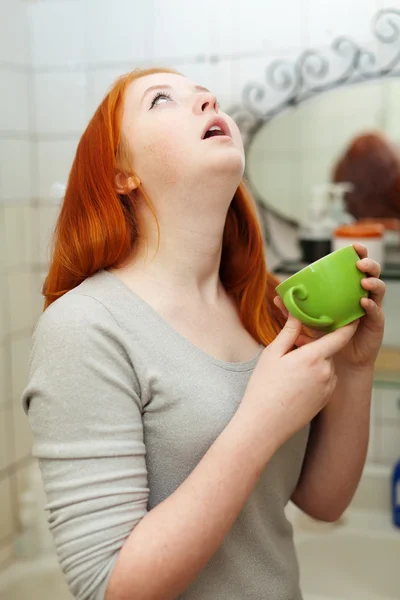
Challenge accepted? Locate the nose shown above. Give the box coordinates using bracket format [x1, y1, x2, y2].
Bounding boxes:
[193, 91, 218, 114]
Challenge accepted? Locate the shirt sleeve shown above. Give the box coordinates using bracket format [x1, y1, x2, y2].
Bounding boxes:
[22, 293, 149, 600]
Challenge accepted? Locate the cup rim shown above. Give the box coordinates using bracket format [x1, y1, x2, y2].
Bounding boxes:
[275, 245, 357, 292]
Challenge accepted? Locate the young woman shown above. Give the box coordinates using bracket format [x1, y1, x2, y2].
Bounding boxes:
[23, 68, 385, 600]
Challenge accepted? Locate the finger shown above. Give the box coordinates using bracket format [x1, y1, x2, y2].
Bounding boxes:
[328, 371, 338, 398]
[295, 334, 317, 347]
[353, 243, 368, 259]
[357, 257, 381, 278]
[273, 296, 289, 319]
[270, 314, 303, 356]
[295, 328, 326, 347]
[304, 320, 359, 359]
[360, 297, 385, 325]
[361, 278, 386, 307]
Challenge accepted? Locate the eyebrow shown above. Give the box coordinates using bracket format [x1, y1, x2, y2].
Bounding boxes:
[141, 84, 211, 104]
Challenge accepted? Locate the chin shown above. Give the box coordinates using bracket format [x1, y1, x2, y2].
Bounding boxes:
[207, 146, 245, 178]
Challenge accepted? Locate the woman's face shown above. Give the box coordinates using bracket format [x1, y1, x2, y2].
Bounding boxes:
[120, 73, 245, 194]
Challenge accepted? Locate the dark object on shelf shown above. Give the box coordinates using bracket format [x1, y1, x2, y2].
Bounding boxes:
[300, 239, 332, 263]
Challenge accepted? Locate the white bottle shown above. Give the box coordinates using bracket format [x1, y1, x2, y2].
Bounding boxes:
[328, 182, 355, 226]
[299, 185, 336, 263]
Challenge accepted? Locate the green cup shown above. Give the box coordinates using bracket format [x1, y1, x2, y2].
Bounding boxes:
[275, 246, 368, 332]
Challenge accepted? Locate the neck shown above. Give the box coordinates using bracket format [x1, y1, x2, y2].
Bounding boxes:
[124, 183, 236, 302]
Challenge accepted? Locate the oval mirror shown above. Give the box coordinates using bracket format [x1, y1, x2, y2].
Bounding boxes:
[246, 79, 400, 225]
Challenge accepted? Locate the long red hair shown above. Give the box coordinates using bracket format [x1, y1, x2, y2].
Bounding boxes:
[43, 68, 285, 345]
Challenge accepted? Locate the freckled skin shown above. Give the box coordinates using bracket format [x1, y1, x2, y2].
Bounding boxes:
[142, 140, 185, 187]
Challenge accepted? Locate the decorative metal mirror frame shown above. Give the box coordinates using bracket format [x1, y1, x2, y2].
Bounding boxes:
[228, 8, 400, 243]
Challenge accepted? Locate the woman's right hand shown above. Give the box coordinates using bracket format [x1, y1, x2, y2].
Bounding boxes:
[238, 316, 359, 452]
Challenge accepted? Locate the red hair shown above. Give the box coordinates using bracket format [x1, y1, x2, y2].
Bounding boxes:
[43, 68, 284, 345]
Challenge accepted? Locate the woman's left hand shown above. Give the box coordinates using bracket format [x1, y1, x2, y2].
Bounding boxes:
[274, 243, 386, 369]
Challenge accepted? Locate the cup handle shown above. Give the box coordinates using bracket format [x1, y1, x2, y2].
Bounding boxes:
[283, 285, 334, 329]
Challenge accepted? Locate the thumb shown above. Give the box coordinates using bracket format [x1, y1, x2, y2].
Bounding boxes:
[270, 314, 302, 356]
[306, 319, 359, 359]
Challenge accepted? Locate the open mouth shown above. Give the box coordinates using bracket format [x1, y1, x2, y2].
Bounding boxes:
[202, 118, 231, 140]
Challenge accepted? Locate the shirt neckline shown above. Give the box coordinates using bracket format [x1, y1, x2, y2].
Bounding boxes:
[99, 269, 264, 373]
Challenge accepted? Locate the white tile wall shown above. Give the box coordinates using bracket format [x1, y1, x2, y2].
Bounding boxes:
[378, 422, 400, 464]
[6, 271, 35, 335]
[38, 203, 60, 265]
[34, 72, 87, 134]
[12, 400, 33, 462]
[379, 0, 400, 10]
[0, 204, 4, 271]
[0, 344, 7, 405]
[86, 67, 128, 120]
[37, 140, 78, 198]
[0, 479, 13, 542]
[10, 336, 32, 402]
[0, 540, 14, 569]
[382, 282, 400, 348]
[153, 0, 212, 60]
[0, 407, 10, 471]
[3, 204, 29, 269]
[208, 0, 239, 56]
[86, 0, 153, 65]
[0, 140, 31, 200]
[15, 459, 33, 501]
[236, 0, 307, 54]
[305, 0, 379, 47]
[370, 385, 400, 466]
[378, 388, 400, 422]
[31, 274, 45, 324]
[0, 71, 29, 133]
[22, 205, 38, 267]
[28, 0, 86, 68]
[367, 412, 377, 462]
[0, 0, 29, 66]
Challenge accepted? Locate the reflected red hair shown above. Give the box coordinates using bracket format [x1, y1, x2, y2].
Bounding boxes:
[43, 68, 284, 345]
[332, 131, 400, 219]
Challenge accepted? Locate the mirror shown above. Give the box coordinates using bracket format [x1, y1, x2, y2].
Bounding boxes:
[246, 78, 400, 225]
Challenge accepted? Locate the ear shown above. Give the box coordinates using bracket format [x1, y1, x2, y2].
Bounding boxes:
[115, 171, 141, 195]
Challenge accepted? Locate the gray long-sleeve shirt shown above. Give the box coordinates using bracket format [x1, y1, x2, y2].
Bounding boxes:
[22, 269, 310, 600]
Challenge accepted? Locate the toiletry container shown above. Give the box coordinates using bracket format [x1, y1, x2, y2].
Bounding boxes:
[332, 223, 385, 265]
[392, 459, 400, 528]
[299, 185, 335, 262]
[329, 182, 355, 226]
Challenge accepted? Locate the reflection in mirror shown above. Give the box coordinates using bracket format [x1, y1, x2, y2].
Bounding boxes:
[333, 130, 400, 220]
[247, 79, 400, 225]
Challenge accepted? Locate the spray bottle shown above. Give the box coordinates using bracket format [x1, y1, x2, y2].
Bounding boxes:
[329, 182, 355, 226]
[299, 184, 336, 263]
